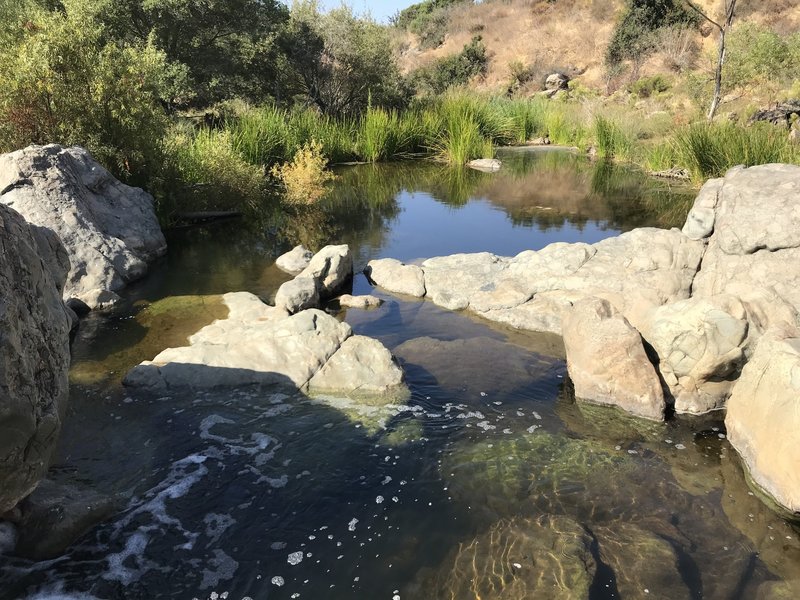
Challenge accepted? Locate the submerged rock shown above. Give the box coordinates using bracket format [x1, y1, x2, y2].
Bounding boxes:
[405, 515, 595, 600]
[275, 244, 313, 275]
[467, 158, 502, 173]
[14, 479, 119, 560]
[0, 144, 166, 308]
[0, 204, 71, 513]
[563, 297, 665, 421]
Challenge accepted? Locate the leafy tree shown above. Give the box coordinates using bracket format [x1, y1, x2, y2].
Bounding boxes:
[394, 0, 471, 49]
[289, 1, 410, 117]
[607, 0, 698, 65]
[100, 0, 292, 108]
[0, 0, 177, 180]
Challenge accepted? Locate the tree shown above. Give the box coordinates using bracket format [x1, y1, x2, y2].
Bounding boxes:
[684, 0, 738, 120]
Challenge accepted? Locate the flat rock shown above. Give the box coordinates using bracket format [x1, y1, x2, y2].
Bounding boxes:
[562, 297, 665, 421]
[336, 294, 383, 309]
[422, 252, 510, 311]
[0, 204, 71, 512]
[365, 258, 426, 298]
[725, 327, 800, 516]
[0, 144, 166, 308]
[299, 244, 353, 299]
[275, 244, 313, 274]
[467, 158, 502, 172]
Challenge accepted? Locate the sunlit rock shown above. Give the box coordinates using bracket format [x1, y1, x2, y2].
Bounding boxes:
[275, 244, 313, 275]
[563, 297, 665, 421]
[0, 144, 166, 308]
[336, 294, 383, 309]
[364, 258, 426, 298]
[274, 276, 319, 314]
[298, 244, 353, 298]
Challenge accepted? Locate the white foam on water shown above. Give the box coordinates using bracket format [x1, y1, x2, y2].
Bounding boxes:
[287, 551, 303, 565]
[271, 575, 285, 586]
[203, 513, 236, 544]
[348, 518, 359, 532]
[199, 549, 239, 591]
[25, 582, 102, 600]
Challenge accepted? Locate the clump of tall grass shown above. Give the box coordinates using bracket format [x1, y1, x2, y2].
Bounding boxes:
[673, 122, 799, 181]
[357, 106, 411, 162]
[593, 115, 633, 160]
[163, 125, 267, 218]
[433, 98, 494, 164]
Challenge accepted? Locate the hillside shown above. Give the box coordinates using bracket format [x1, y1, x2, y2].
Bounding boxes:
[395, 0, 800, 106]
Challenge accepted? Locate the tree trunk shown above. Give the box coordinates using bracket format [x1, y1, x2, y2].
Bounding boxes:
[708, 28, 726, 121]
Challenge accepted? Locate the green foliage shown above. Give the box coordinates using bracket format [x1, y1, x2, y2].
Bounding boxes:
[270, 140, 337, 204]
[725, 23, 800, 93]
[101, 0, 291, 108]
[413, 36, 488, 95]
[594, 115, 633, 160]
[162, 125, 268, 218]
[628, 74, 671, 98]
[394, 0, 471, 48]
[290, 2, 411, 117]
[673, 122, 799, 181]
[432, 96, 495, 164]
[0, 0, 174, 181]
[607, 0, 698, 66]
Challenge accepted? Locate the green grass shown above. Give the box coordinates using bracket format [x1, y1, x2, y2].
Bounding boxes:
[594, 115, 633, 160]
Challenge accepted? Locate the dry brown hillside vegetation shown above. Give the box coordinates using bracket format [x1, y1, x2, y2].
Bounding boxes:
[395, 0, 800, 103]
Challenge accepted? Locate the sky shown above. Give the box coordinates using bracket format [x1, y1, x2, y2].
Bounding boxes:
[310, 1, 419, 23]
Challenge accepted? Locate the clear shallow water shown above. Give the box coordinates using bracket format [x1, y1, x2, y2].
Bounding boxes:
[2, 150, 799, 599]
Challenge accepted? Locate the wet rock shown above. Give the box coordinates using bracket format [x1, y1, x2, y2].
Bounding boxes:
[562, 297, 665, 421]
[0, 144, 166, 308]
[336, 294, 383, 309]
[124, 292, 409, 407]
[405, 515, 595, 600]
[298, 244, 353, 299]
[0, 204, 71, 513]
[725, 328, 800, 517]
[274, 276, 319, 314]
[467, 158, 502, 173]
[643, 295, 750, 414]
[15, 479, 119, 560]
[307, 335, 407, 403]
[594, 522, 691, 600]
[275, 244, 313, 274]
[364, 258, 426, 298]
[0, 521, 16, 554]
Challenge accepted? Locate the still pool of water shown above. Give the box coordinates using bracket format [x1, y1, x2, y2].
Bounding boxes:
[2, 149, 799, 599]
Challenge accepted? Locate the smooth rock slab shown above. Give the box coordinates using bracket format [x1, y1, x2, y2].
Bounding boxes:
[0, 144, 166, 308]
[364, 258, 426, 298]
[0, 204, 71, 512]
[562, 297, 665, 421]
[725, 328, 800, 516]
[275, 245, 313, 275]
[274, 276, 319, 314]
[336, 294, 383, 309]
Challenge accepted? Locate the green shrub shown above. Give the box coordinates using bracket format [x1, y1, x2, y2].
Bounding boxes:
[270, 140, 337, 205]
[413, 36, 488, 95]
[629, 74, 671, 98]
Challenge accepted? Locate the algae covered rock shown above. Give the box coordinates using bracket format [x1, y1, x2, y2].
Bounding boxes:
[405, 515, 595, 600]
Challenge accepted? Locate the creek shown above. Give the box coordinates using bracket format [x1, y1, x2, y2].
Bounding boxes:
[3, 149, 798, 600]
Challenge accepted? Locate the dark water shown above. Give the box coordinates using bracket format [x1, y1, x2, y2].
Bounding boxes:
[2, 150, 799, 600]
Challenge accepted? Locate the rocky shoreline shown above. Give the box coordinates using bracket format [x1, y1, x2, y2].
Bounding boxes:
[1, 145, 798, 563]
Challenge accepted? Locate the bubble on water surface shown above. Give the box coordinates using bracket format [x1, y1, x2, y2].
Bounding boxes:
[271, 576, 285, 586]
[287, 551, 304, 565]
[348, 518, 359, 531]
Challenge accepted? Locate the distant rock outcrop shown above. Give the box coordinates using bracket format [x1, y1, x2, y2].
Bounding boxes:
[0, 144, 166, 309]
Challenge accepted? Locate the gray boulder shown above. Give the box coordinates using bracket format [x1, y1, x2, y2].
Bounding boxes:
[337, 294, 383, 309]
[299, 244, 353, 298]
[545, 72, 570, 91]
[365, 258, 426, 298]
[725, 327, 800, 517]
[275, 244, 313, 275]
[562, 297, 665, 421]
[467, 158, 502, 172]
[0, 204, 71, 512]
[274, 276, 319, 314]
[0, 144, 167, 308]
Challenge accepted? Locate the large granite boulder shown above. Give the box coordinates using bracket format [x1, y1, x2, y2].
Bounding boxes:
[275, 244, 313, 275]
[274, 276, 319, 314]
[298, 244, 353, 299]
[0, 144, 167, 308]
[725, 328, 800, 517]
[0, 204, 71, 512]
[562, 297, 665, 421]
[124, 292, 407, 404]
